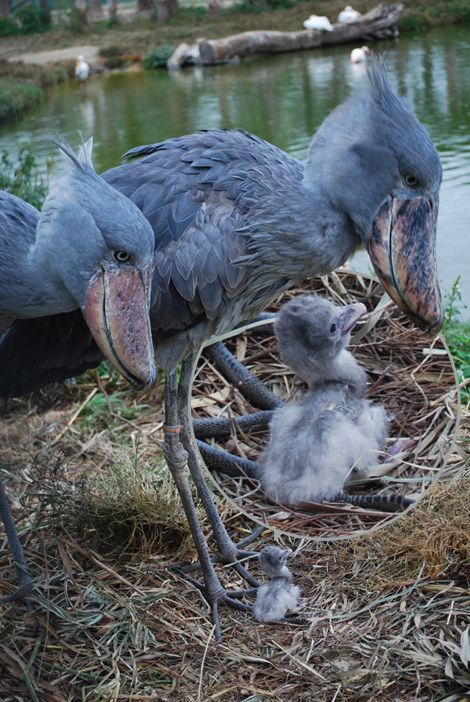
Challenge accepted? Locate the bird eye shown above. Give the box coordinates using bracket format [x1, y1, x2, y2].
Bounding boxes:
[330, 323, 337, 334]
[113, 250, 132, 263]
[404, 174, 420, 188]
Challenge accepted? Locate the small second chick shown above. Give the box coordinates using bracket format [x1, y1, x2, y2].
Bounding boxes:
[254, 545, 301, 622]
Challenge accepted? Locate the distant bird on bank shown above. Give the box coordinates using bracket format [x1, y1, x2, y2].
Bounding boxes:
[303, 14, 333, 31]
[351, 46, 372, 63]
[254, 546, 300, 622]
[75, 55, 90, 82]
[259, 294, 390, 506]
[338, 5, 361, 24]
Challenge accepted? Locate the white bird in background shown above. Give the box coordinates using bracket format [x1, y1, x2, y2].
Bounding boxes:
[350, 46, 372, 63]
[75, 55, 90, 83]
[338, 5, 361, 23]
[303, 14, 333, 31]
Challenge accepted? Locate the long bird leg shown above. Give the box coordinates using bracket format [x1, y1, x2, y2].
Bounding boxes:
[163, 368, 252, 639]
[177, 355, 260, 588]
[0, 479, 33, 607]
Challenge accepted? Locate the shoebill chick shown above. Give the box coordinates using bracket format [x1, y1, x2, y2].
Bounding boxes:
[259, 294, 389, 506]
[254, 546, 301, 622]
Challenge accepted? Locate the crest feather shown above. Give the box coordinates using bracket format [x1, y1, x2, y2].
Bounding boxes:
[50, 133, 95, 174]
[366, 55, 395, 109]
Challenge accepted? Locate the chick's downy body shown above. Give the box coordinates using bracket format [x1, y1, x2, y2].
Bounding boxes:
[259, 294, 389, 505]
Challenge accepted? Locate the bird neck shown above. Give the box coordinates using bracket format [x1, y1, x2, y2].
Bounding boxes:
[306, 349, 368, 393]
[240, 183, 360, 316]
[272, 565, 293, 582]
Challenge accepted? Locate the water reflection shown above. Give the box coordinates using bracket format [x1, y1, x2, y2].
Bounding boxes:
[0, 27, 469, 312]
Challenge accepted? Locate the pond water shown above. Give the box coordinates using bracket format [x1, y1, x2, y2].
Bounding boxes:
[1, 26, 469, 315]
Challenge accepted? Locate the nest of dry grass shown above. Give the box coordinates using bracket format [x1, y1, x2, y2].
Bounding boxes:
[193, 272, 462, 539]
[0, 272, 468, 701]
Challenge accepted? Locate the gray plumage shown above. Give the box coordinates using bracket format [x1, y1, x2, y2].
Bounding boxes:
[102, 57, 441, 372]
[0, 58, 443, 394]
[254, 546, 300, 623]
[0, 138, 155, 324]
[259, 294, 389, 506]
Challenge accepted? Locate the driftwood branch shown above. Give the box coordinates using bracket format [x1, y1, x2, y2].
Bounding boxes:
[194, 2, 403, 66]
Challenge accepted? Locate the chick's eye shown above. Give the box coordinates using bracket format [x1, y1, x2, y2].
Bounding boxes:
[114, 250, 132, 263]
[330, 323, 337, 334]
[404, 174, 420, 188]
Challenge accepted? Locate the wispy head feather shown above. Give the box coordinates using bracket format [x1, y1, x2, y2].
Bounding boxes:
[366, 55, 394, 109]
[51, 133, 95, 175]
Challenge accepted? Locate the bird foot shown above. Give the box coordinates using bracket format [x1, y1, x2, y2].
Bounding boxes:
[0, 577, 34, 611]
[171, 566, 254, 613]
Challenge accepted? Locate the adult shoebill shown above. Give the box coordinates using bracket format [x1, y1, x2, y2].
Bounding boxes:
[0, 139, 157, 603]
[0, 60, 442, 636]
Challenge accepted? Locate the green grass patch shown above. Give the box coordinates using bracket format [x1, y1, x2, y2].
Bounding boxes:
[0, 80, 43, 124]
[0, 145, 50, 209]
[443, 278, 470, 403]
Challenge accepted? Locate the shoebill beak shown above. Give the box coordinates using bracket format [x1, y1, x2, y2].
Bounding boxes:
[366, 195, 443, 335]
[82, 263, 156, 389]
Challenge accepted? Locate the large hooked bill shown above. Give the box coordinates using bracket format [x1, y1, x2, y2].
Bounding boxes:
[83, 263, 156, 389]
[366, 195, 443, 335]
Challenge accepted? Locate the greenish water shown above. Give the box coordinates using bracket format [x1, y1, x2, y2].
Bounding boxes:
[1, 26, 469, 313]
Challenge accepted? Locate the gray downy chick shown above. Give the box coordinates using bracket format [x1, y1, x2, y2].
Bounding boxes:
[254, 545, 301, 623]
[258, 294, 389, 506]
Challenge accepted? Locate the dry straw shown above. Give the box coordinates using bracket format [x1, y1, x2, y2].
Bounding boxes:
[0, 272, 468, 701]
[192, 272, 462, 539]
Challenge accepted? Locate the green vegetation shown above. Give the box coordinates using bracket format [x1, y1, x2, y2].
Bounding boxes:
[0, 81, 43, 124]
[0, 146, 50, 209]
[443, 278, 470, 403]
[143, 44, 175, 69]
[0, 60, 67, 125]
[0, 3, 50, 36]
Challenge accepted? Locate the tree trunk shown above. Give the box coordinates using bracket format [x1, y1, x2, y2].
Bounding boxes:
[156, 0, 178, 22]
[107, 0, 117, 20]
[74, 0, 89, 29]
[138, 0, 153, 10]
[89, 0, 103, 20]
[199, 2, 403, 64]
[0, 0, 10, 17]
[207, 0, 219, 18]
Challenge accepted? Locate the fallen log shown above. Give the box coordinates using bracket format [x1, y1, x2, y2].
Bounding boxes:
[198, 2, 403, 66]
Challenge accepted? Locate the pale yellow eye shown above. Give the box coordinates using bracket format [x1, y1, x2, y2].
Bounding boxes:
[114, 250, 132, 263]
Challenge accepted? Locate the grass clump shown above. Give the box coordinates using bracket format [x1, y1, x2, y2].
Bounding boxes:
[0, 145, 50, 209]
[32, 452, 194, 557]
[444, 278, 470, 403]
[143, 44, 175, 69]
[0, 81, 43, 124]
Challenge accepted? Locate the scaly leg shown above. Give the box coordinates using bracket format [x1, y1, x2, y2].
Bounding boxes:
[0, 479, 33, 607]
[177, 356, 260, 587]
[163, 369, 252, 640]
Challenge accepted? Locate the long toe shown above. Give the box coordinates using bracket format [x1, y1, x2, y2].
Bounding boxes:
[203, 342, 283, 410]
[193, 410, 273, 439]
[196, 440, 259, 479]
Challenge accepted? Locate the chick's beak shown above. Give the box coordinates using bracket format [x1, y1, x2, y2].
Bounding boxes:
[366, 196, 443, 335]
[338, 302, 367, 335]
[83, 263, 156, 389]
